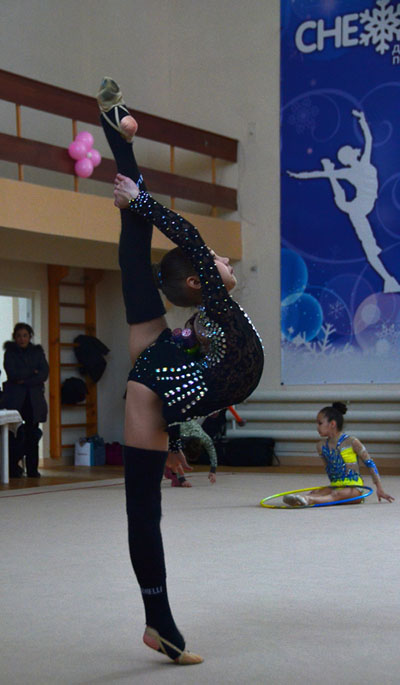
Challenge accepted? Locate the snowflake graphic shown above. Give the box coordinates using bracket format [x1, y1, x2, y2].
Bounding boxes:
[359, 0, 400, 55]
[287, 98, 319, 134]
[328, 300, 345, 320]
[283, 323, 337, 355]
[376, 322, 400, 341]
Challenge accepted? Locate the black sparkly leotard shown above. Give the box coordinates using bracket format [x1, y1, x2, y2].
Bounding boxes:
[100, 107, 263, 445]
[127, 191, 264, 431]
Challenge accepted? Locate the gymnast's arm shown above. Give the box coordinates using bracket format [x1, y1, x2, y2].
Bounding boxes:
[316, 440, 324, 461]
[287, 169, 329, 179]
[353, 110, 372, 162]
[197, 426, 218, 482]
[287, 168, 351, 181]
[351, 438, 395, 503]
[128, 189, 232, 318]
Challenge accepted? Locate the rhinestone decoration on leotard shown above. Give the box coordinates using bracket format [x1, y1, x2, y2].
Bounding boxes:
[155, 361, 208, 414]
[321, 434, 362, 484]
[128, 189, 264, 428]
[196, 308, 227, 367]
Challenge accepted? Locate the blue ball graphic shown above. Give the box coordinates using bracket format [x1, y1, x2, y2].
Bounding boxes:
[281, 248, 308, 306]
[281, 293, 323, 342]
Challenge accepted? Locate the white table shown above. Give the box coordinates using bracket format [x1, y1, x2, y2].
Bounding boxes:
[0, 409, 23, 484]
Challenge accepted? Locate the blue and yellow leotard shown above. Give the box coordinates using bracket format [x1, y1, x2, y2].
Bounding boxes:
[321, 433, 364, 487]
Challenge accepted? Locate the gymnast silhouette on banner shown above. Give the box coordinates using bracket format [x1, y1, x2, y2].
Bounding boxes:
[287, 109, 400, 294]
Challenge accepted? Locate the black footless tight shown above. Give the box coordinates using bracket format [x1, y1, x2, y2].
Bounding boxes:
[123, 445, 185, 656]
[100, 111, 165, 325]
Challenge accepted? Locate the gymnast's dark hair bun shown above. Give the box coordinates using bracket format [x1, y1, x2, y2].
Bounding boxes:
[332, 401, 347, 415]
[152, 263, 163, 290]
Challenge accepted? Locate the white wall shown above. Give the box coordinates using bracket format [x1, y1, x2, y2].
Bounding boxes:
[0, 296, 13, 381]
[96, 272, 127, 443]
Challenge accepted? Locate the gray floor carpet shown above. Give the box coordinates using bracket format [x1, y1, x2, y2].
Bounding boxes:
[1, 472, 399, 685]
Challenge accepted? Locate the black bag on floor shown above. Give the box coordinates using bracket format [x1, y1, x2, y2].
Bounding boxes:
[220, 437, 277, 467]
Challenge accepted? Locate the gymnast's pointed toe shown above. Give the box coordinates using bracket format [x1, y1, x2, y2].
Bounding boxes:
[96, 77, 125, 111]
[175, 649, 204, 665]
[96, 77, 138, 141]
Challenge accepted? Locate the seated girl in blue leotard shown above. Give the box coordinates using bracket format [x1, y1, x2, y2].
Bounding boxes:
[284, 402, 394, 507]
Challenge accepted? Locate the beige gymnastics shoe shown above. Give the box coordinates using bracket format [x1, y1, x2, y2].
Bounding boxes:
[283, 494, 309, 507]
[143, 626, 204, 665]
[96, 77, 138, 142]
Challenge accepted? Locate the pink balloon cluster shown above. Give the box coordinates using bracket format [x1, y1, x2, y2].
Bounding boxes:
[68, 131, 101, 178]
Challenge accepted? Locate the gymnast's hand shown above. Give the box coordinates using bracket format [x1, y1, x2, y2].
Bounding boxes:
[166, 449, 193, 473]
[352, 109, 364, 122]
[113, 173, 139, 208]
[376, 484, 395, 503]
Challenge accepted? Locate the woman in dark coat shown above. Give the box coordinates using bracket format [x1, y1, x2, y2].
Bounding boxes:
[3, 323, 49, 477]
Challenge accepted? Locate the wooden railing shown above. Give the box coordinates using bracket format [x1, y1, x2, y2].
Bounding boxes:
[0, 69, 238, 210]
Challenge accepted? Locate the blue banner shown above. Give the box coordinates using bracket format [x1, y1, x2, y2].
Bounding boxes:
[281, 0, 400, 383]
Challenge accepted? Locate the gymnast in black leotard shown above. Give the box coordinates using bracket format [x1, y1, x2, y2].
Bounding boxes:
[97, 77, 264, 667]
[127, 190, 264, 445]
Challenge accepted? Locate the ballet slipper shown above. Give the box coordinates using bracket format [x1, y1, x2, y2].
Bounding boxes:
[143, 626, 203, 665]
[97, 77, 125, 110]
[283, 494, 309, 507]
[96, 77, 138, 142]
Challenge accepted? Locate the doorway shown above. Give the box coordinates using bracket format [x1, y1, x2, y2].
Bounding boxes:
[0, 291, 45, 466]
[0, 293, 33, 384]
